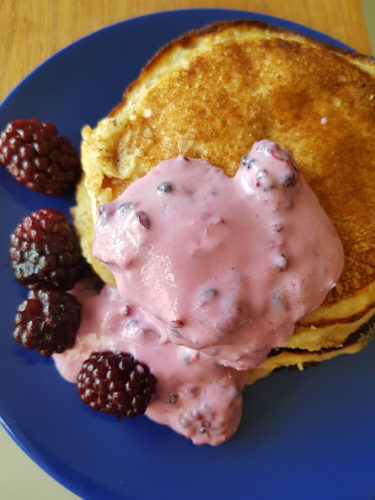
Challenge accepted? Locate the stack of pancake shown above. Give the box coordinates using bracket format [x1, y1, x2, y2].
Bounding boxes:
[74, 20, 375, 383]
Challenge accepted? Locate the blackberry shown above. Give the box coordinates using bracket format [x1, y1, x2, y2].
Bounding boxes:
[14, 288, 81, 356]
[0, 118, 81, 196]
[196, 288, 218, 307]
[10, 208, 83, 289]
[77, 351, 157, 418]
[135, 210, 151, 229]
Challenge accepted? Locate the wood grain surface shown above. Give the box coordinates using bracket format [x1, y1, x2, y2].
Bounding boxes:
[0, 0, 371, 102]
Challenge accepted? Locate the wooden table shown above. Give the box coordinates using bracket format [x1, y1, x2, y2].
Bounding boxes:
[0, 0, 371, 103]
[0, 1, 371, 499]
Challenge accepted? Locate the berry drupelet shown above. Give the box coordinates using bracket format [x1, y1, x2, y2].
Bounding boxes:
[77, 351, 157, 418]
[10, 208, 83, 289]
[14, 288, 81, 357]
[0, 118, 81, 196]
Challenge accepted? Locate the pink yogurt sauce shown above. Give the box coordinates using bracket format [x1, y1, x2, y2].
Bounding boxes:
[54, 140, 344, 445]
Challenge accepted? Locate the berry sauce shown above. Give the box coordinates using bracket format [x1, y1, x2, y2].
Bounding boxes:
[54, 140, 344, 445]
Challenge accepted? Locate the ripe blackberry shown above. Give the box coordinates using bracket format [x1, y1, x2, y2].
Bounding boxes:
[14, 288, 81, 357]
[77, 351, 157, 418]
[0, 118, 81, 196]
[10, 208, 83, 289]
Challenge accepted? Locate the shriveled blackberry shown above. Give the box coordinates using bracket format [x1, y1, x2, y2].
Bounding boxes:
[77, 351, 157, 418]
[0, 118, 81, 195]
[14, 288, 81, 356]
[10, 208, 83, 289]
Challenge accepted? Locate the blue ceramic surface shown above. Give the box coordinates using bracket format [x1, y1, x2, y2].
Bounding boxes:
[0, 9, 374, 500]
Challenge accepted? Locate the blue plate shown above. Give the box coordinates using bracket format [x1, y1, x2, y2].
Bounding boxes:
[0, 9, 374, 500]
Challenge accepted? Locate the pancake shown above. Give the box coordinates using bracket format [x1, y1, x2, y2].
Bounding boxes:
[74, 20, 375, 382]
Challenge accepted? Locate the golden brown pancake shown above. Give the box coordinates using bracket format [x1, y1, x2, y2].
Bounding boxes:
[74, 20, 375, 382]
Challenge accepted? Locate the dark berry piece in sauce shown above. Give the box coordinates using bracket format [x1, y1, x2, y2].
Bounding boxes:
[0, 118, 81, 196]
[255, 168, 275, 191]
[136, 210, 151, 229]
[171, 329, 183, 338]
[170, 319, 184, 328]
[157, 182, 173, 194]
[14, 288, 81, 356]
[279, 173, 297, 188]
[169, 393, 179, 404]
[241, 155, 257, 170]
[10, 208, 83, 289]
[190, 406, 214, 434]
[117, 201, 133, 212]
[122, 305, 131, 316]
[289, 156, 299, 172]
[197, 288, 219, 307]
[272, 223, 284, 232]
[77, 351, 157, 418]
